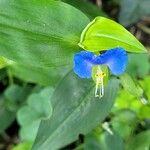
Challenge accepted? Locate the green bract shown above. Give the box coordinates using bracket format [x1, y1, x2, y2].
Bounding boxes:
[79, 17, 147, 53]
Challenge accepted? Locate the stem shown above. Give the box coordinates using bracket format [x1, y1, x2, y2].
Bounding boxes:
[96, 0, 102, 7]
[137, 23, 150, 35]
[7, 69, 14, 85]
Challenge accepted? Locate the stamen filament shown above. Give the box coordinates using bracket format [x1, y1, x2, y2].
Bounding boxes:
[95, 67, 105, 99]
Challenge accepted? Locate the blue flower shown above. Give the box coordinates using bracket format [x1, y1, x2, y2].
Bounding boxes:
[73, 47, 128, 98]
[74, 47, 128, 78]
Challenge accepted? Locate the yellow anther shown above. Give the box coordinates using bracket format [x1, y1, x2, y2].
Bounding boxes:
[95, 72, 106, 79]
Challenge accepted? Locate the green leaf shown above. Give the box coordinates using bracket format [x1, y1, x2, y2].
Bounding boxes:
[126, 130, 150, 150]
[79, 17, 147, 53]
[119, 0, 150, 26]
[62, 0, 107, 20]
[32, 71, 119, 150]
[17, 87, 53, 141]
[8, 63, 71, 86]
[120, 73, 143, 98]
[0, 0, 89, 84]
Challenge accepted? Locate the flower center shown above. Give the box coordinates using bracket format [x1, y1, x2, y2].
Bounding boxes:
[95, 67, 106, 98]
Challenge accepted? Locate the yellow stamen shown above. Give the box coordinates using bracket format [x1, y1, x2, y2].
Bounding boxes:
[95, 67, 106, 99]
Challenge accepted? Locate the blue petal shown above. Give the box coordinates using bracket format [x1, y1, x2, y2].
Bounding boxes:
[73, 51, 96, 78]
[95, 47, 128, 75]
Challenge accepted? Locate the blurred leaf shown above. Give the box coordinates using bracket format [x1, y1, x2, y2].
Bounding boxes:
[12, 142, 32, 150]
[4, 84, 32, 111]
[113, 109, 137, 125]
[112, 0, 121, 5]
[145, 119, 150, 130]
[0, 69, 7, 81]
[126, 130, 150, 150]
[20, 121, 40, 143]
[139, 76, 150, 102]
[120, 73, 143, 98]
[32, 71, 119, 150]
[17, 87, 53, 141]
[119, 0, 150, 26]
[0, 57, 8, 69]
[79, 17, 147, 53]
[104, 132, 124, 150]
[139, 105, 150, 119]
[85, 131, 124, 150]
[0, 85, 33, 133]
[84, 132, 102, 150]
[62, 0, 107, 20]
[0, 96, 15, 133]
[113, 90, 142, 113]
[111, 109, 137, 139]
[0, 0, 89, 85]
[127, 54, 150, 78]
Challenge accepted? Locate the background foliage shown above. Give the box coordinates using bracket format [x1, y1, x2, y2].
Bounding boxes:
[0, 0, 150, 150]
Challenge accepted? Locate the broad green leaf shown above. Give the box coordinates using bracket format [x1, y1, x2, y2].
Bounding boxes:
[0, 0, 89, 85]
[126, 130, 150, 150]
[79, 17, 147, 53]
[119, 0, 150, 26]
[8, 63, 71, 86]
[62, 0, 107, 20]
[32, 71, 119, 150]
[127, 54, 150, 78]
[120, 73, 143, 98]
[17, 87, 53, 141]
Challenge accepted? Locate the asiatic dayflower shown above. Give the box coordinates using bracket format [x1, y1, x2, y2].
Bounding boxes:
[73, 47, 128, 98]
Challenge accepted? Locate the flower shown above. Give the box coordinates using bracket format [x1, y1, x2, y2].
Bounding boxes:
[73, 47, 128, 98]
